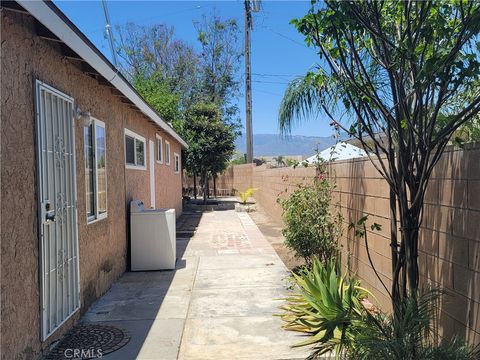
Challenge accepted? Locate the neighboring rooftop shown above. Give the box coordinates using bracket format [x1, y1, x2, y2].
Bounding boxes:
[305, 142, 368, 163]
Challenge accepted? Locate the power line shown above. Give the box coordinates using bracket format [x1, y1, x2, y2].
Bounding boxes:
[252, 79, 290, 85]
[258, 24, 307, 47]
[252, 72, 300, 77]
[82, 4, 208, 36]
[253, 88, 282, 96]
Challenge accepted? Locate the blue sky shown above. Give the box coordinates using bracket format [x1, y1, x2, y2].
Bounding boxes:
[55, 1, 335, 137]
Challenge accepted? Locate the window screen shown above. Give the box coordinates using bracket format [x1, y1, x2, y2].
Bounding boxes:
[135, 139, 145, 166]
[84, 124, 95, 218]
[125, 135, 135, 165]
[84, 119, 107, 222]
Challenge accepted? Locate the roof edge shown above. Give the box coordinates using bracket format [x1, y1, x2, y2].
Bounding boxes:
[16, 0, 188, 148]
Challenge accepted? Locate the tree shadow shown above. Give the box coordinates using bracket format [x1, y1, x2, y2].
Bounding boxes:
[335, 158, 395, 309]
[420, 143, 480, 345]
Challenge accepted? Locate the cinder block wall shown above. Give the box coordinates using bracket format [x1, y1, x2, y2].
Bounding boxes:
[214, 143, 480, 344]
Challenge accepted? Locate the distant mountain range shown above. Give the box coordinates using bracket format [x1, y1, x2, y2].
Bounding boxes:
[235, 134, 337, 157]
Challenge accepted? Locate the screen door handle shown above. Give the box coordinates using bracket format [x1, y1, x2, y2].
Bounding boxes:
[45, 202, 56, 222]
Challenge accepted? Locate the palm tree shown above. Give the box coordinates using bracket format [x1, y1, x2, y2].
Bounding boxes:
[272, 155, 286, 167]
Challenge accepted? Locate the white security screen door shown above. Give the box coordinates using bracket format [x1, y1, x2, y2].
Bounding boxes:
[149, 139, 156, 208]
[35, 81, 80, 340]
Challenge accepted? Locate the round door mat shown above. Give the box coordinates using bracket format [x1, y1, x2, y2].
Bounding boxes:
[46, 324, 130, 359]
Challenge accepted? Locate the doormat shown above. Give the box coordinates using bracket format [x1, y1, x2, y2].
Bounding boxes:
[45, 324, 130, 359]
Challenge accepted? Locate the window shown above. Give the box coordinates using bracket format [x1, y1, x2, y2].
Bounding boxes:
[156, 135, 163, 163]
[84, 118, 107, 222]
[165, 140, 171, 165]
[174, 152, 180, 174]
[124, 129, 146, 169]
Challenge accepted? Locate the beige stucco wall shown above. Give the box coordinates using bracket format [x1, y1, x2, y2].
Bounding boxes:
[1, 10, 183, 359]
[215, 143, 480, 345]
[124, 116, 183, 215]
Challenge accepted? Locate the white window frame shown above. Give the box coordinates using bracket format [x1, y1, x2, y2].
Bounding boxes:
[124, 128, 146, 170]
[156, 134, 163, 164]
[165, 140, 171, 166]
[174, 152, 180, 174]
[85, 118, 108, 223]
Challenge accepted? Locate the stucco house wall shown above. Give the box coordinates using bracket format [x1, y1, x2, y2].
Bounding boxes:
[1, 9, 183, 360]
[124, 116, 183, 215]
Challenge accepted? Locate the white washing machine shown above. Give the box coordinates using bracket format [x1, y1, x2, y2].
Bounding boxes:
[130, 200, 176, 271]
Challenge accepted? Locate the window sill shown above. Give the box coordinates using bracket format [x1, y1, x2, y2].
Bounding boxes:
[87, 215, 107, 225]
[156, 160, 163, 165]
[126, 164, 146, 170]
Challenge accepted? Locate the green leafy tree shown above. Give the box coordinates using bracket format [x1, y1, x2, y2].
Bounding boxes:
[194, 13, 243, 126]
[279, 0, 480, 306]
[183, 103, 237, 203]
[116, 22, 200, 111]
[231, 152, 247, 165]
[132, 71, 182, 130]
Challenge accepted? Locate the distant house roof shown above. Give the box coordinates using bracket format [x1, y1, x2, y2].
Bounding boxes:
[7, 0, 188, 148]
[305, 142, 368, 163]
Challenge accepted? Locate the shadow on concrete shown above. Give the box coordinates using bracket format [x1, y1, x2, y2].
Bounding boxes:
[183, 196, 238, 211]
[47, 205, 208, 359]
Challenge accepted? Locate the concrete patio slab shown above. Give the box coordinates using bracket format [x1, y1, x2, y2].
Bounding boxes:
[188, 287, 287, 318]
[83, 289, 190, 322]
[178, 316, 310, 360]
[98, 319, 185, 360]
[198, 254, 281, 270]
[80, 205, 310, 360]
[194, 266, 290, 289]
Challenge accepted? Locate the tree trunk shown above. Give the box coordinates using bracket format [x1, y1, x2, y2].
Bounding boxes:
[213, 175, 217, 198]
[203, 170, 208, 204]
[390, 187, 401, 306]
[392, 180, 421, 304]
[206, 173, 210, 199]
[193, 173, 197, 199]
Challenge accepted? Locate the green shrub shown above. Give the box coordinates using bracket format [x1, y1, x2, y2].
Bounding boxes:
[278, 166, 342, 264]
[238, 188, 256, 204]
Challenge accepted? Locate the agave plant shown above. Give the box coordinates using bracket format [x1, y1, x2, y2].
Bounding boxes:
[279, 258, 370, 358]
[280, 265, 479, 360]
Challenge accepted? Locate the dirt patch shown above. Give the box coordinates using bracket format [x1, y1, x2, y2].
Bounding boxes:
[247, 204, 305, 271]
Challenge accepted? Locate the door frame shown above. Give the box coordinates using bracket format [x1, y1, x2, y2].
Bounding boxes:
[149, 139, 156, 208]
[34, 79, 81, 341]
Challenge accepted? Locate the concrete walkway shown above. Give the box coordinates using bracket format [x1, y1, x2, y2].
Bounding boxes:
[83, 206, 310, 359]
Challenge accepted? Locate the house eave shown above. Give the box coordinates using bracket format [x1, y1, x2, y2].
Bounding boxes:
[12, 0, 188, 149]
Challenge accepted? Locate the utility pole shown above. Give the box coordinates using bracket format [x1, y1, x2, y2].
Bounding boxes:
[244, 0, 253, 163]
[101, 0, 118, 68]
[244, 0, 261, 163]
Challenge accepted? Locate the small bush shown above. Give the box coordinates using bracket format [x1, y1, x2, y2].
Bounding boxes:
[278, 165, 342, 264]
[238, 188, 256, 204]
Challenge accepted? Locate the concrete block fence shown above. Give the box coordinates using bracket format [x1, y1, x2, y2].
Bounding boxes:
[190, 142, 480, 344]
